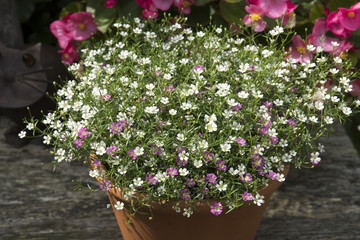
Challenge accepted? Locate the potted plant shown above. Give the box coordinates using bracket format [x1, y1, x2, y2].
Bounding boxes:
[21, 15, 359, 240]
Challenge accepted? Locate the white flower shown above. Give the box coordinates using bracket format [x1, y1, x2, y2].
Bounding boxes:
[96, 146, 106, 155]
[229, 167, 239, 176]
[314, 101, 324, 111]
[177, 133, 186, 141]
[196, 31, 205, 37]
[220, 143, 231, 152]
[43, 135, 51, 145]
[253, 194, 265, 206]
[194, 160, 203, 168]
[310, 152, 321, 165]
[309, 116, 318, 123]
[89, 169, 99, 178]
[199, 140, 208, 149]
[169, 109, 177, 115]
[163, 73, 172, 80]
[274, 99, 283, 106]
[179, 168, 189, 176]
[324, 116, 333, 124]
[161, 97, 169, 104]
[118, 166, 128, 175]
[215, 27, 222, 34]
[134, 147, 144, 156]
[114, 201, 124, 210]
[205, 121, 217, 132]
[18, 131, 26, 139]
[145, 106, 159, 114]
[216, 181, 227, 192]
[237, 91, 249, 99]
[133, 177, 144, 187]
[183, 207, 193, 217]
[26, 123, 35, 130]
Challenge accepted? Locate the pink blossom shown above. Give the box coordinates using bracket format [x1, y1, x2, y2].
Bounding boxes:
[242, 192, 253, 201]
[307, 18, 339, 53]
[105, 0, 117, 8]
[243, 4, 268, 32]
[327, 11, 352, 38]
[137, 0, 159, 19]
[78, 127, 90, 138]
[350, 79, 360, 98]
[173, 0, 193, 14]
[338, 5, 360, 31]
[58, 42, 78, 65]
[281, 1, 297, 27]
[50, 18, 72, 49]
[331, 40, 353, 57]
[152, 0, 173, 11]
[286, 35, 312, 63]
[259, 0, 288, 19]
[210, 202, 223, 216]
[66, 12, 97, 40]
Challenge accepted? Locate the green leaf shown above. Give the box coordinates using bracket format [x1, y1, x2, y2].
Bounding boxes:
[327, 0, 359, 12]
[309, 3, 325, 24]
[219, 0, 247, 25]
[223, 0, 243, 3]
[86, 0, 117, 33]
[59, 2, 83, 19]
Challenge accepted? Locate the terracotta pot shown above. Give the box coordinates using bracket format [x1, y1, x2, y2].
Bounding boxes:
[99, 166, 289, 240]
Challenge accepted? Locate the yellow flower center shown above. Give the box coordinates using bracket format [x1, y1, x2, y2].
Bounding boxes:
[288, 12, 294, 18]
[347, 11, 355, 18]
[78, 23, 86, 30]
[64, 53, 69, 59]
[296, 46, 306, 54]
[251, 13, 262, 21]
[340, 53, 348, 60]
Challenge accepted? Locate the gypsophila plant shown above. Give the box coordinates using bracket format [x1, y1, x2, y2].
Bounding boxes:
[23, 14, 359, 218]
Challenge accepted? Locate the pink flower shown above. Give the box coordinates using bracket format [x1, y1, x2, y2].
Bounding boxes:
[331, 40, 353, 57]
[152, 0, 173, 11]
[286, 35, 312, 63]
[50, 14, 73, 49]
[78, 127, 90, 138]
[173, 0, 193, 14]
[243, 4, 268, 32]
[66, 12, 97, 40]
[105, 0, 117, 8]
[137, 0, 159, 19]
[350, 79, 360, 98]
[281, 1, 297, 27]
[338, 5, 360, 31]
[327, 11, 352, 38]
[307, 18, 340, 52]
[58, 42, 78, 65]
[259, 0, 288, 19]
[210, 202, 223, 216]
[242, 192, 253, 201]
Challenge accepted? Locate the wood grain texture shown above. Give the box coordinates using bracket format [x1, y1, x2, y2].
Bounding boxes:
[0, 115, 359, 240]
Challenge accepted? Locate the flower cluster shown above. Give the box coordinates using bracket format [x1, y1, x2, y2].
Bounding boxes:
[136, 0, 194, 19]
[50, 12, 98, 65]
[25, 16, 359, 217]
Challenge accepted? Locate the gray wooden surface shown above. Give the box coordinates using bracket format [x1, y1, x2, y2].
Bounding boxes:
[1, 115, 359, 240]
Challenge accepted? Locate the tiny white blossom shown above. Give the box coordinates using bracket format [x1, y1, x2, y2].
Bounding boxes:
[179, 168, 189, 176]
[194, 159, 203, 168]
[216, 180, 227, 191]
[169, 109, 177, 115]
[177, 133, 186, 141]
[114, 201, 124, 210]
[220, 143, 231, 152]
[18, 131, 26, 139]
[89, 169, 99, 178]
[145, 106, 159, 114]
[133, 177, 144, 187]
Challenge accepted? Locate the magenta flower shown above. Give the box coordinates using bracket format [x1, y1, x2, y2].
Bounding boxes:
[107, 145, 118, 156]
[58, 42, 78, 65]
[307, 18, 340, 53]
[259, 0, 288, 19]
[146, 174, 158, 185]
[236, 138, 246, 146]
[206, 173, 217, 183]
[93, 160, 101, 166]
[242, 192, 253, 201]
[338, 5, 360, 31]
[100, 180, 112, 191]
[288, 119, 297, 126]
[152, 0, 173, 11]
[50, 15, 72, 49]
[166, 167, 178, 177]
[78, 127, 90, 138]
[110, 121, 128, 134]
[180, 189, 190, 201]
[210, 202, 223, 216]
[251, 154, 264, 169]
[216, 160, 227, 171]
[243, 4, 268, 32]
[66, 12, 97, 41]
[240, 173, 252, 182]
[128, 149, 138, 160]
[202, 150, 214, 162]
[327, 11, 352, 38]
[105, 0, 117, 8]
[74, 138, 84, 148]
[268, 171, 278, 180]
[331, 40, 353, 57]
[185, 178, 196, 187]
[286, 35, 312, 63]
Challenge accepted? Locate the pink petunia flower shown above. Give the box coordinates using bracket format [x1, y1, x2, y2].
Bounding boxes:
[338, 4, 360, 31]
[66, 12, 97, 40]
[152, 0, 173, 11]
[105, 0, 117, 8]
[326, 11, 352, 38]
[286, 35, 312, 63]
[243, 4, 268, 32]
